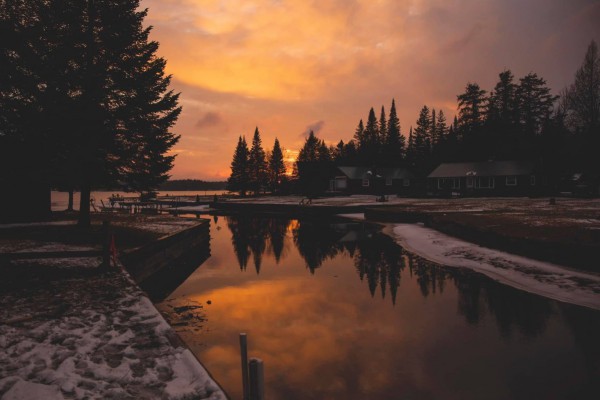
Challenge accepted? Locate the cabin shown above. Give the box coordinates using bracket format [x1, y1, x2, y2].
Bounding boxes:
[330, 166, 414, 195]
[427, 160, 541, 197]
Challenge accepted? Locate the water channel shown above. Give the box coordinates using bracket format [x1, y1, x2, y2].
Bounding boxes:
[156, 215, 599, 399]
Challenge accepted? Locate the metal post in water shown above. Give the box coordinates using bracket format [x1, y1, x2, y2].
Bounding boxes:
[240, 333, 250, 400]
[249, 358, 264, 400]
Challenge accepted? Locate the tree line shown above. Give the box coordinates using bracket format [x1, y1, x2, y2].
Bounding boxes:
[227, 40, 599, 195]
[0, 0, 180, 224]
[227, 128, 287, 195]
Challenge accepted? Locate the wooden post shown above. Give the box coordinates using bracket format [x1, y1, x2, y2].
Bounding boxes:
[249, 358, 264, 400]
[240, 333, 250, 400]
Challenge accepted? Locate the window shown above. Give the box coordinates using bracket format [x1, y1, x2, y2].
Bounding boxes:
[466, 177, 474, 188]
[403, 179, 410, 187]
[451, 178, 460, 189]
[476, 177, 495, 189]
[362, 179, 370, 187]
[530, 175, 536, 186]
[438, 178, 444, 189]
[386, 177, 393, 186]
[506, 176, 517, 186]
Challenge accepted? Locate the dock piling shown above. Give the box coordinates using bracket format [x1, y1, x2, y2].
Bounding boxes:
[240, 333, 250, 400]
[249, 358, 264, 400]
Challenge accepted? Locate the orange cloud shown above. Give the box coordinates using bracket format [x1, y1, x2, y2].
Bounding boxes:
[141, 0, 600, 179]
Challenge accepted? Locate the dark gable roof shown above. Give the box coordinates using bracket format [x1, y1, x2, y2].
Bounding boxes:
[337, 166, 414, 180]
[428, 161, 535, 178]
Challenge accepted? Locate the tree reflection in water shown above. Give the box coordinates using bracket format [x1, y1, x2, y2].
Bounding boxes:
[224, 215, 577, 340]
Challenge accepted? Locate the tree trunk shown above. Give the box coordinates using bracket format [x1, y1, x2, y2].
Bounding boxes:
[78, 185, 91, 227]
[67, 189, 74, 211]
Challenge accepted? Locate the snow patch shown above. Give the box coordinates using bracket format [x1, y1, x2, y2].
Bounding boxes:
[390, 223, 600, 310]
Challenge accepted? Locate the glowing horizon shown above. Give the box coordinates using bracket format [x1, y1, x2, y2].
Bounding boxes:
[142, 0, 600, 181]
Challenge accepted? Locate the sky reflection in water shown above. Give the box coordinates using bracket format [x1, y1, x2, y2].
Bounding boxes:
[158, 216, 599, 400]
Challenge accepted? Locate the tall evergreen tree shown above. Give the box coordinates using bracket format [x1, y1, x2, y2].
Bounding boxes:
[379, 105, 388, 146]
[227, 136, 249, 195]
[414, 105, 432, 163]
[457, 83, 487, 131]
[247, 127, 267, 195]
[563, 40, 600, 172]
[564, 40, 600, 134]
[516, 72, 558, 137]
[0, 0, 181, 225]
[297, 131, 321, 162]
[362, 107, 379, 164]
[385, 98, 404, 165]
[268, 137, 286, 192]
[406, 126, 415, 167]
[353, 119, 365, 146]
[487, 70, 518, 126]
[436, 110, 448, 141]
[430, 109, 437, 146]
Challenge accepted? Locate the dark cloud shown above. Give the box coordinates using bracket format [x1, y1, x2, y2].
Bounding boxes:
[301, 120, 325, 138]
[195, 112, 224, 128]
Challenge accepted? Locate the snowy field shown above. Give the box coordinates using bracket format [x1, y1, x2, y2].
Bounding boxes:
[388, 223, 600, 310]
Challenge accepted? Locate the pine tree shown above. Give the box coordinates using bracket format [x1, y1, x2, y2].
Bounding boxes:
[563, 40, 600, 171]
[488, 70, 518, 126]
[430, 109, 437, 146]
[353, 119, 365, 146]
[516, 72, 558, 136]
[385, 98, 404, 165]
[362, 107, 379, 164]
[457, 82, 487, 131]
[227, 136, 249, 195]
[268, 138, 286, 193]
[414, 105, 432, 157]
[297, 131, 321, 162]
[436, 110, 448, 141]
[0, 1, 181, 225]
[406, 126, 415, 167]
[247, 127, 267, 195]
[564, 40, 600, 135]
[318, 140, 332, 162]
[379, 106, 388, 146]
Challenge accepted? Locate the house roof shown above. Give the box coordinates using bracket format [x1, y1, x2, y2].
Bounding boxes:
[428, 160, 535, 178]
[337, 166, 414, 180]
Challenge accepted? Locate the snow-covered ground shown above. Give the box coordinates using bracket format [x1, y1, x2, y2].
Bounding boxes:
[0, 270, 226, 400]
[388, 223, 600, 310]
[0, 216, 224, 399]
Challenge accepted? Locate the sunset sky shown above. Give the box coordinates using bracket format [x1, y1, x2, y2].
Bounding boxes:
[141, 0, 600, 180]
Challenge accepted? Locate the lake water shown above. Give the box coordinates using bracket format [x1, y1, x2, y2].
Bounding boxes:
[157, 216, 599, 400]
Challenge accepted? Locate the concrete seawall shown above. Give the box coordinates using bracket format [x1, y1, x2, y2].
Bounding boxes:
[120, 219, 211, 285]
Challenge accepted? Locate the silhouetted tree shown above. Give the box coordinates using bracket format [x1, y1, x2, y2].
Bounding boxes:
[457, 82, 487, 131]
[362, 107, 380, 164]
[379, 105, 387, 148]
[247, 127, 267, 195]
[268, 137, 286, 193]
[353, 119, 365, 148]
[563, 40, 600, 172]
[413, 106, 432, 174]
[0, 0, 181, 225]
[385, 98, 404, 165]
[227, 136, 249, 196]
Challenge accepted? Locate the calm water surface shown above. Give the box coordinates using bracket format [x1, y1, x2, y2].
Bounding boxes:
[158, 216, 599, 400]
